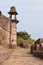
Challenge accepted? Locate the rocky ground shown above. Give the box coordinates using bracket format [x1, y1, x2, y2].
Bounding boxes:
[0, 46, 43, 65]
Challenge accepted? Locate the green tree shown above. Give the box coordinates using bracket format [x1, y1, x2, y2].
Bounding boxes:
[17, 31, 31, 40]
[17, 31, 35, 44]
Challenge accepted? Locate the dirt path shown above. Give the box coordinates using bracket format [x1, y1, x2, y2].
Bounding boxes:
[3, 47, 43, 65]
[0, 46, 13, 65]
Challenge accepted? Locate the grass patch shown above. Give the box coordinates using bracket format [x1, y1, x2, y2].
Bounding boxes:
[17, 36, 34, 44]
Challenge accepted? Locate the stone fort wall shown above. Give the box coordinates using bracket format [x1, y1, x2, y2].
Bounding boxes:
[0, 15, 10, 48]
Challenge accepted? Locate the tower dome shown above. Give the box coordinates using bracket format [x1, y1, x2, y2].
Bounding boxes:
[8, 6, 18, 15]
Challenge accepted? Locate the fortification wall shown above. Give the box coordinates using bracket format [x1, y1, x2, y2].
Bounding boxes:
[0, 15, 10, 48]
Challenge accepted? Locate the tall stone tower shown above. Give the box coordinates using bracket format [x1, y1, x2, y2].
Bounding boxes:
[8, 6, 19, 48]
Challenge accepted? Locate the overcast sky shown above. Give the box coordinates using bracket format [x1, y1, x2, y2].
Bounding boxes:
[0, 0, 43, 40]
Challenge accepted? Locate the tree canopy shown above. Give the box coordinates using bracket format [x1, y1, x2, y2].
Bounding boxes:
[17, 31, 31, 40]
[17, 31, 35, 44]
